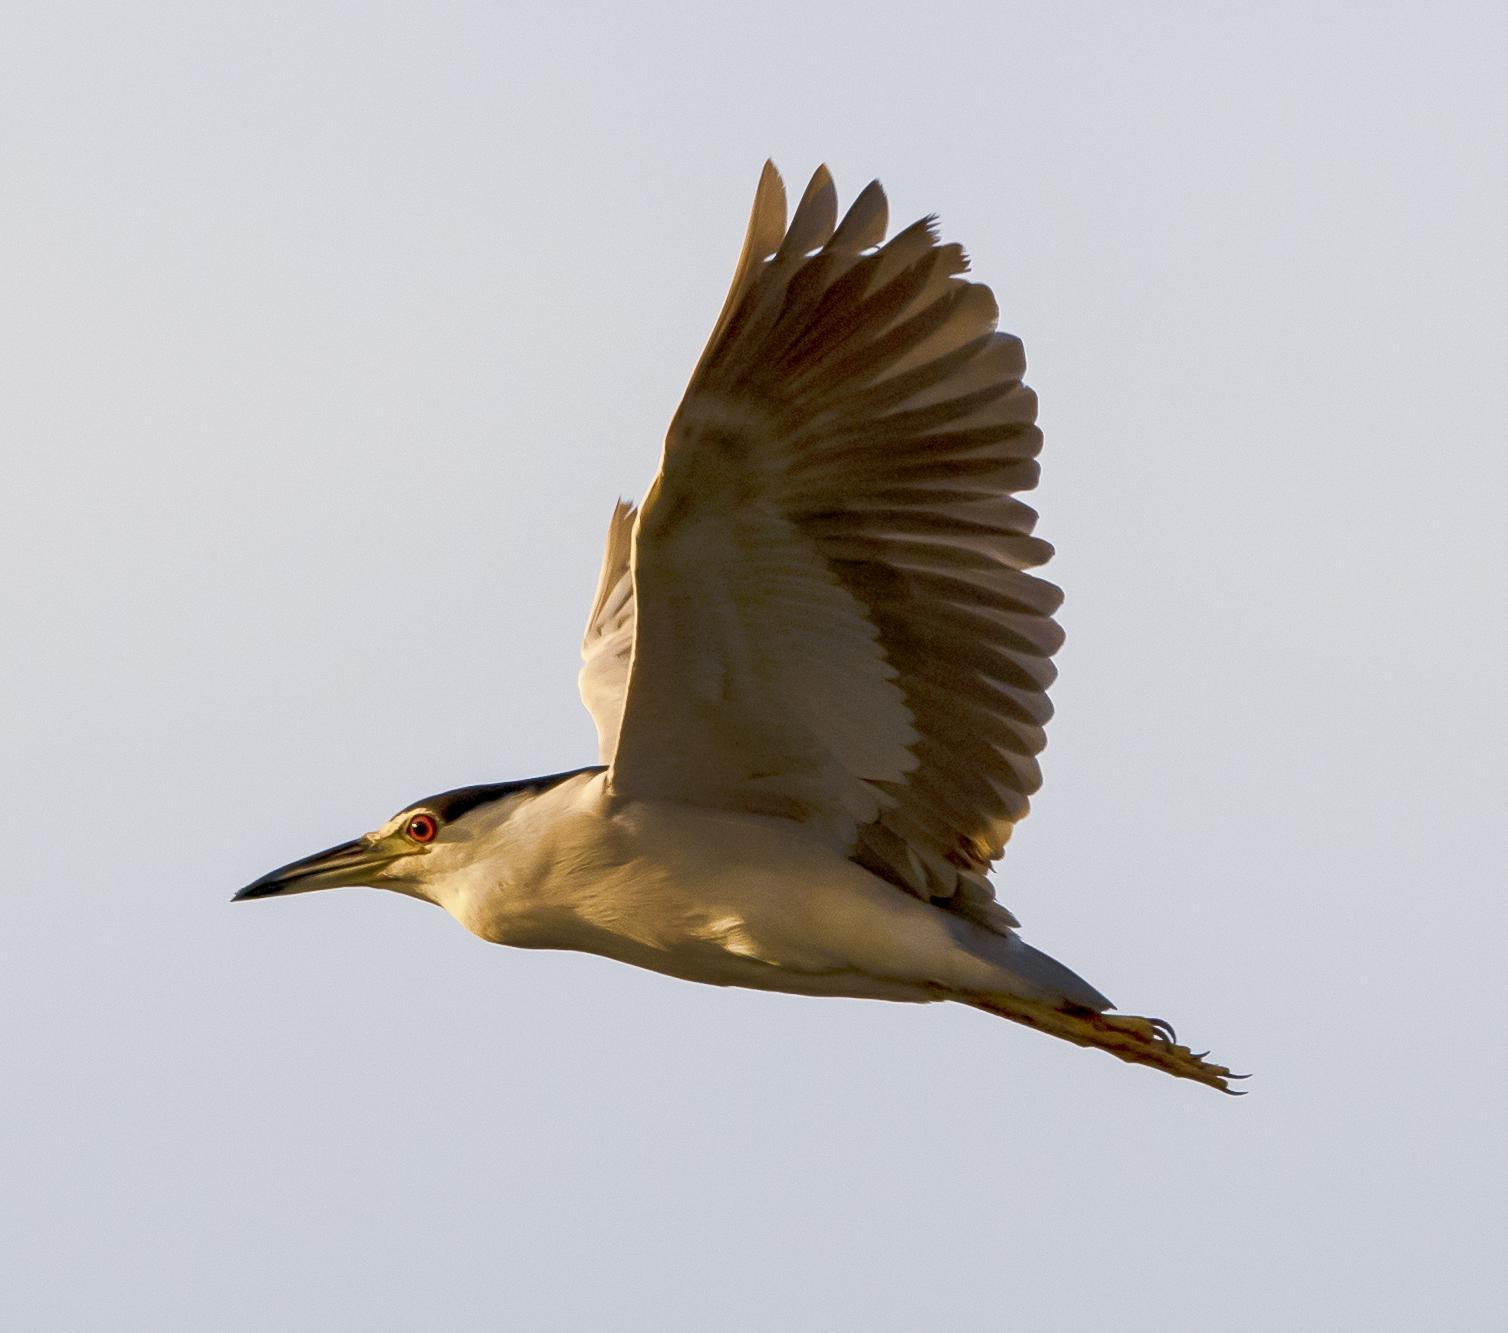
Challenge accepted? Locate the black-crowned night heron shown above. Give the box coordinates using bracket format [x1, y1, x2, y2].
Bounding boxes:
[237, 163, 1237, 1092]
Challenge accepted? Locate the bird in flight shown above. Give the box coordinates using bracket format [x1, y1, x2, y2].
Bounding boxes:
[237, 163, 1237, 1091]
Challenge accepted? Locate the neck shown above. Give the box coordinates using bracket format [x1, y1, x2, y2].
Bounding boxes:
[428, 767, 612, 945]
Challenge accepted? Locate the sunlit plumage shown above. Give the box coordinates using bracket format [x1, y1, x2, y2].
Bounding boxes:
[237, 163, 1236, 1091]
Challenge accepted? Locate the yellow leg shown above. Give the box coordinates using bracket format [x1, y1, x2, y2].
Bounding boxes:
[968, 993, 1244, 1093]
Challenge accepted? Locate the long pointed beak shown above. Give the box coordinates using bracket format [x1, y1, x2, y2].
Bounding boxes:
[233, 836, 400, 901]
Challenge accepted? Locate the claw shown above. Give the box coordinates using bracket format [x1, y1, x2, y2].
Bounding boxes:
[969, 993, 1242, 1092]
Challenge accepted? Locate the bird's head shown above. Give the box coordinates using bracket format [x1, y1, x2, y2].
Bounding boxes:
[233, 768, 601, 911]
[234, 801, 465, 906]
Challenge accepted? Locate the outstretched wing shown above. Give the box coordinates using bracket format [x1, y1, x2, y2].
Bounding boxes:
[584, 163, 1060, 932]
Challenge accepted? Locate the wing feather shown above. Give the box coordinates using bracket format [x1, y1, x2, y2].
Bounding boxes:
[578, 499, 638, 763]
[580, 164, 1060, 931]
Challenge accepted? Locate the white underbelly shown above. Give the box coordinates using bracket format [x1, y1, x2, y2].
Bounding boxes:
[449, 776, 1053, 1004]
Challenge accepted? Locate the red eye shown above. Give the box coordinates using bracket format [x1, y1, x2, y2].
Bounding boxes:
[406, 814, 438, 844]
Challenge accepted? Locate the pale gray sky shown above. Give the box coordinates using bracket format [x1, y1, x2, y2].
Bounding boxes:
[3, 3, 1505, 1329]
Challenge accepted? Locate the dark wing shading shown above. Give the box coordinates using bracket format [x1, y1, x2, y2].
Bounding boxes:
[592, 164, 1059, 933]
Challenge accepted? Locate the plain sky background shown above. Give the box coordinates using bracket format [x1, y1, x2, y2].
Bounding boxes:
[3, 3, 1505, 1329]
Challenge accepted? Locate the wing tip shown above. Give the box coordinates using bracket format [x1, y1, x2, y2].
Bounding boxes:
[749, 160, 789, 257]
[781, 164, 839, 257]
[829, 176, 889, 252]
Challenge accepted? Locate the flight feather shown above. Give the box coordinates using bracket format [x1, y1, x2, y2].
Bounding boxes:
[579, 163, 1060, 934]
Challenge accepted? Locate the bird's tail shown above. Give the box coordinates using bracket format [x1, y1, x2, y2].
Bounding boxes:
[965, 991, 1243, 1093]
